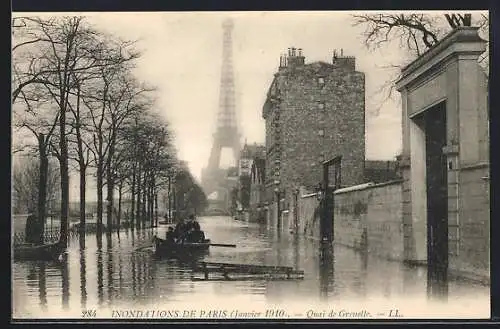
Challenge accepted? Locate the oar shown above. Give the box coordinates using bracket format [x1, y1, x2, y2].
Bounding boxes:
[209, 243, 237, 248]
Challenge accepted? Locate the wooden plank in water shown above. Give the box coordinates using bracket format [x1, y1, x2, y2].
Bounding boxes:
[192, 265, 304, 276]
[209, 243, 237, 248]
[198, 261, 295, 271]
[191, 275, 304, 282]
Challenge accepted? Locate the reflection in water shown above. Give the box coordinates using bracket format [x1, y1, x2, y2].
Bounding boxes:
[61, 254, 69, 310]
[293, 234, 300, 270]
[97, 234, 104, 306]
[427, 267, 449, 301]
[12, 216, 487, 317]
[359, 249, 368, 297]
[37, 262, 47, 310]
[117, 235, 124, 298]
[132, 247, 137, 298]
[79, 240, 87, 309]
[106, 233, 114, 305]
[319, 245, 335, 301]
[350, 250, 368, 298]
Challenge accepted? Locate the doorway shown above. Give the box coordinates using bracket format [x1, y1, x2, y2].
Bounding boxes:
[421, 101, 449, 297]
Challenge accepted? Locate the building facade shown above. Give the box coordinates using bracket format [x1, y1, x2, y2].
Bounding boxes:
[236, 143, 266, 221]
[249, 146, 266, 223]
[262, 47, 366, 213]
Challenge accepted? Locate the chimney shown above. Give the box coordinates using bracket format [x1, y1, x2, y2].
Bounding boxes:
[287, 46, 305, 68]
[332, 48, 355, 71]
[279, 53, 287, 70]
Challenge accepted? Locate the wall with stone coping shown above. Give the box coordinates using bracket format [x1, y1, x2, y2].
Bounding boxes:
[297, 180, 404, 261]
[334, 181, 404, 261]
[449, 164, 490, 281]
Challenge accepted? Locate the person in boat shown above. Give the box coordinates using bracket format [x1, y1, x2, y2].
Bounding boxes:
[174, 218, 187, 242]
[186, 214, 200, 231]
[177, 215, 196, 243]
[24, 210, 40, 245]
[165, 227, 176, 245]
[187, 226, 205, 243]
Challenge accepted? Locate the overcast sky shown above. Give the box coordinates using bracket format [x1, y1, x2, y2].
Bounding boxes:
[15, 11, 483, 201]
[87, 12, 406, 175]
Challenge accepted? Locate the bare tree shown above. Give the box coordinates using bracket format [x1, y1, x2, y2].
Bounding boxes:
[352, 13, 445, 57]
[352, 12, 489, 113]
[83, 63, 153, 232]
[11, 16, 138, 245]
[117, 110, 176, 229]
[104, 77, 155, 232]
[65, 38, 139, 234]
[12, 15, 179, 239]
[12, 84, 60, 243]
[13, 156, 60, 216]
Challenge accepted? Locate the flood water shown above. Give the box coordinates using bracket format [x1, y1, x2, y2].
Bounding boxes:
[12, 216, 490, 319]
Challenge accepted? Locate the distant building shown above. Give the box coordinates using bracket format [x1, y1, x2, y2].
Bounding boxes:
[236, 142, 266, 222]
[262, 47, 366, 209]
[249, 148, 266, 223]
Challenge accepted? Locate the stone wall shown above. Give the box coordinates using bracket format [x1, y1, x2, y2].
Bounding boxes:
[280, 60, 366, 194]
[297, 181, 404, 261]
[450, 164, 490, 280]
[334, 181, 404, 260]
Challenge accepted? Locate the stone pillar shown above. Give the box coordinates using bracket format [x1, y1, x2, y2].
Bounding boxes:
[396, 27, 489, 280]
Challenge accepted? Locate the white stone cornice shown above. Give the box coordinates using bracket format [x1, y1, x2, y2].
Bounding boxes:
[396, 27, 487, 91]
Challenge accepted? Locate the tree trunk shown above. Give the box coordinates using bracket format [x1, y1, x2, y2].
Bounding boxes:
[106, 127, 116, 232]
[117, 181, 123, 231]
[59, 105, 69, 248]
[75, 84, 86, 235]
[168, 176, 172, 222]
[135, 165, 142, 229]
[149, 179, 154, 227]
[96, 161, 103, 235]
[172, 188, 177, 222]
[130, 167, 136, 229]
[145, 177, 150, 225]
[142, 173, 147, 227]
[37, 134, 48, 245]
[154, 191, 158, 227]
[106, 166, 114, 232]
[79, 164, 86, 234]
[149, 184, 154, 228]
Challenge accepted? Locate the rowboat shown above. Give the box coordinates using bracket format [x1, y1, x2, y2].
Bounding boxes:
[153, 236, 211, 259]
[13, 241, 65, 261]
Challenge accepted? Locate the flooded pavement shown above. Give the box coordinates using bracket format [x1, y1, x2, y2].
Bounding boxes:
[12, 216, 490, 319]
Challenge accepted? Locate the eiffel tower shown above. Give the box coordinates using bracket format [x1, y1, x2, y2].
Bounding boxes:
[201, 18, 241, 206]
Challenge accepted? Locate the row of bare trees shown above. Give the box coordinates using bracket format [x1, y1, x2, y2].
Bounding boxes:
[12, 16, 181, 243]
